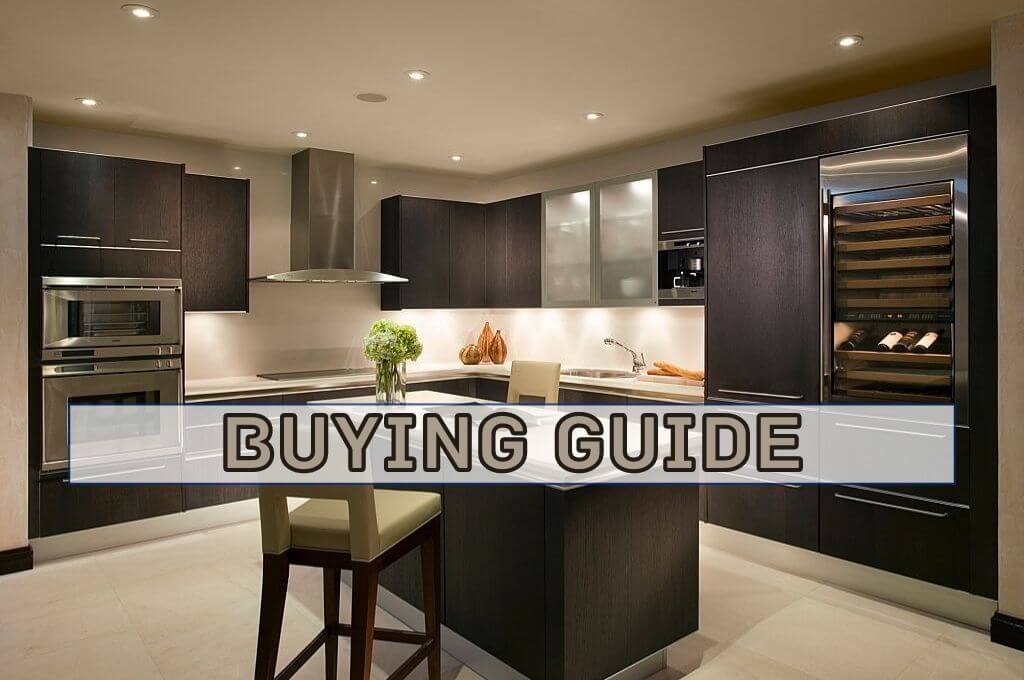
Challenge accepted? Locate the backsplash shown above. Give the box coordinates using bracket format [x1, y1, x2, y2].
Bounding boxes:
[184, 284, 704, 379]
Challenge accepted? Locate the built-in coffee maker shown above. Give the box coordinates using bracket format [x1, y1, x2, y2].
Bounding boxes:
[658, 233, 704, 305]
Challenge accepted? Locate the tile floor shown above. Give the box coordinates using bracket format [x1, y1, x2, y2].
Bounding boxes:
[0, 521, 1020, 680]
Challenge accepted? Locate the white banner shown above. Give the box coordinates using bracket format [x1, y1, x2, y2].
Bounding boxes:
[65, 402, 958, 487]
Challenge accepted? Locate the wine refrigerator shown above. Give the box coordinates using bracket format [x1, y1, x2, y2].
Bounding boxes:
[821, 134, 968, 415]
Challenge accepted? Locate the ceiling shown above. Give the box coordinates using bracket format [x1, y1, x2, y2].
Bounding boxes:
[1, 0, 1021, 176]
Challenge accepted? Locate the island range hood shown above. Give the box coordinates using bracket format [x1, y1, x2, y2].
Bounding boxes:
[253, 148, 407, 284]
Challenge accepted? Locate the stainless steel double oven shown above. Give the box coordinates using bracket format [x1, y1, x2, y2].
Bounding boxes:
[40, 277, 183, 472]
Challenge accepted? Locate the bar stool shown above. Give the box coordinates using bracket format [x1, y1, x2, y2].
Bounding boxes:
[506, 360, 561, 403]
[254, 486, 442, 680]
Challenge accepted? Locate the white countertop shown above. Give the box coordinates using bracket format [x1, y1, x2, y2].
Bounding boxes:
[185, 362, 704, 403]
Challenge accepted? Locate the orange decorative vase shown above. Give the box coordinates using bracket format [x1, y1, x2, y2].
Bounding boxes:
[476, 322, 494, 363]
[489, 331, 508, 364]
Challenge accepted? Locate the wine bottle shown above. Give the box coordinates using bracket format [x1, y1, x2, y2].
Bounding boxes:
[911, 330, 941, 353]
[839, 329, 869, 351]
[893, 330, 920, 353]
[876, 331, 904, 352]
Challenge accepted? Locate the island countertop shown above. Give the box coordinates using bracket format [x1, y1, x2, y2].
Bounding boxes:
[185, 362, 705, 403]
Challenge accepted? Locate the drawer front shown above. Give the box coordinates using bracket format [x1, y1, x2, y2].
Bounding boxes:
[707, 483, 818, 550]
[820, 485, 969, 590]
[39, 477, 182, 536]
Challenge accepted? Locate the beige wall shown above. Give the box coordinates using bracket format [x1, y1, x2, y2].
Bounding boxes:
[0, 93, 31, 552]
[993, 12, 1024, 621]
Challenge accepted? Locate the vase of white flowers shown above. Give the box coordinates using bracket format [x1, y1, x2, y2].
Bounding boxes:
[363, 320, 423, 404]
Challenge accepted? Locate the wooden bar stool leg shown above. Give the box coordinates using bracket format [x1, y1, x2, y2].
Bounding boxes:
[323, 567, 341, 680]
[421, 519, 442, 680]
[254, 553, 290, 680]
[350, 563, 379, 680]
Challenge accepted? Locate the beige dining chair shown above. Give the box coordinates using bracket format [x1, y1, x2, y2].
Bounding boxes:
[255, 485, 442, 680]
[506, 360, 561, 403]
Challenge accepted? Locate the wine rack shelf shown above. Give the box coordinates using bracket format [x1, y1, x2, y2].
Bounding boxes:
[834, 350, 951, 367]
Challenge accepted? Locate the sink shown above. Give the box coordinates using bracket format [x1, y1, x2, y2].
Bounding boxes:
[560, 368, 636, 379]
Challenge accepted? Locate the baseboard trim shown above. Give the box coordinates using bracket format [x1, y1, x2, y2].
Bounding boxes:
[30, 498, 263, 563]
[991, 612, 1024, 651]
[700, 522, 997, 630]
[0, 545, 33, 575]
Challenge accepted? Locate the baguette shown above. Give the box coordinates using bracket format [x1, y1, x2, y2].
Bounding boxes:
[646, 368, 675, 376]
[653, 361, 705, 381]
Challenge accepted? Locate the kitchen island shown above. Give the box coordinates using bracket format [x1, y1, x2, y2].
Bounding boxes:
[316, 391, 700, 680]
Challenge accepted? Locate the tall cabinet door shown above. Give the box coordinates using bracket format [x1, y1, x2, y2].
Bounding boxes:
[484, 200, 510, 307]
[449, 201, 486, 308]
[505, 194, 542, 307]
[182, 173, 250, 312]
[399, 197, 450, 308]
[705, 159, 821, 403]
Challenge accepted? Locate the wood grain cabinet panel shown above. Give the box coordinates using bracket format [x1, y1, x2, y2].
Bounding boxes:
[448, 201, 486, 308]
[504, 194, 542, 307]
[39, 478, 182, 536]
[114, 157, 183, 249]
[657, 160, 705, 239]
[182, 173, 250, 312]
[35, 148, 116, 245]
[704, 159, 820, 403]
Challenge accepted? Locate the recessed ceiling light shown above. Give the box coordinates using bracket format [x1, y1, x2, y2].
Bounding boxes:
[585, 112, 604, 121]
[836, 34, 863, 48]
[355, 92, 388, 103]
[449, 154, 463, 162]
[232, 166, 241, 171]
[370, 180, 378, 185]
[121, 4, 159, 19]
[292, 131, 309, 139]
[76, 97, 99, 107]
[407, 69, 430, 81]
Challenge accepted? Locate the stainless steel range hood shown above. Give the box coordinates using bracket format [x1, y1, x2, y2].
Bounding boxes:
[253, 148, 407, 284]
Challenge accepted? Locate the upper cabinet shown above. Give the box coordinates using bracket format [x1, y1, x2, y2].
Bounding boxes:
[33, 148, 183, 250]
[542, 173, 656, 307]
[657, 161, 704, 240]
[30, 148, 183, 279]
[182, 173, 250, 312]
[380, 194, 541, 310]
[113, 157, 182, 249]
[35, 148, 116, 246]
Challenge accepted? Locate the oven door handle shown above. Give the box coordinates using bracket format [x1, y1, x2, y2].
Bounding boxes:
[42, 358, 182, 377]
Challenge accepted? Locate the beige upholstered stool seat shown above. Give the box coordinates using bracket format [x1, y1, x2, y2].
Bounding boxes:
[289, 490, 441, 555]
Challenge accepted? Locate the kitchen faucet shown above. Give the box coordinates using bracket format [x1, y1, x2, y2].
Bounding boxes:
[604, 338, 646, 374]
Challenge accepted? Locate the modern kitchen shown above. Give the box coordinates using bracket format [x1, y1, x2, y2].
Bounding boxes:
[2, 2, 1024, 680]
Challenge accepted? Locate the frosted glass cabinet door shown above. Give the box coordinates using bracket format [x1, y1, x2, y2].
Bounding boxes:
[544, 190, 591, 305]
[598, 176, 655, 304]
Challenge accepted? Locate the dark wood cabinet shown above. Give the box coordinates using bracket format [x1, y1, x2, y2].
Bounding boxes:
[35, 148, 116, 246]
[182, 173, 250, 312]
[381, 196, 450, 309]
[381, 193, 541, 310]
[704, 92, 970, 175]
[38, 477, 183, 536]
[445, 486, 547, 679]
[705, 158, 821, 403]
[657, 160, 704, 239]
[707, 485, 819, 551]
[503, 194, 543, 307]
[31, 148, 184, 279]
[448, 201, 486, 308]
[820, 484, 969, 590]
[113, 157, 183, 249]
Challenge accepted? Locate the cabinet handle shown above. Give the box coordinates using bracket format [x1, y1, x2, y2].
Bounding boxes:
[718, 470, 803, 488]
[129, 238, 170, 244]
[834, 492, 948, 518]
[717, 388, 805, 401]
[57, 234, 101, 241]
[61, 463, 168, 483]
[834, 422, 945, 438]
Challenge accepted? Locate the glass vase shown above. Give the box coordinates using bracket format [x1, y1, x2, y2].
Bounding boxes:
[375, 360, 407, 404]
